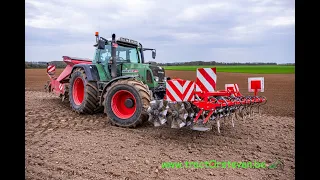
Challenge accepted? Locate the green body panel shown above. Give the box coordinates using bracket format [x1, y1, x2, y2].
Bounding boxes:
[95, 64, 109, 81]
[120, 63, 158, 88]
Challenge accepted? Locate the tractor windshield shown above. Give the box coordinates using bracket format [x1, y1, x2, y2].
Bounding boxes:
[99, 44, 140, 63]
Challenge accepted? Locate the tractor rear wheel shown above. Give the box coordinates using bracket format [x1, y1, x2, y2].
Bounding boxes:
[104, 79, 151, 128]
[69, 68, 101, 114]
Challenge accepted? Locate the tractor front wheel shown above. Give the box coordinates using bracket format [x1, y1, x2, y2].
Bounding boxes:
[69, 68, 100, 114]
[104, 79, 151, 128]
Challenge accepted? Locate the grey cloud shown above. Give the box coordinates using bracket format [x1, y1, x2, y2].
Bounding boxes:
[25, 0, 295, 63]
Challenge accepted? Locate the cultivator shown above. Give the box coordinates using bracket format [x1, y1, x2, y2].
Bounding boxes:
[147, 68, 267, 132]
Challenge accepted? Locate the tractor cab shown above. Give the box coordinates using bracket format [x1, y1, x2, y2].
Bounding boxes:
[93, 32, 166, 99]
[96, 37, 142, 64]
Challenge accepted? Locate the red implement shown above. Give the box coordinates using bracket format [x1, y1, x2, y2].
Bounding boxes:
[45, 56, 92, 97]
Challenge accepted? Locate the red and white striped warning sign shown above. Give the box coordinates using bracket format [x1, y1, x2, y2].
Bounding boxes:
[166, 79, 195, 102]
[225, 84, 241, 96]
[47, 64, 56, 74]
[59, 83, 63, 91]
[195, 68, 217, 92]
[225, 84, 239, 92]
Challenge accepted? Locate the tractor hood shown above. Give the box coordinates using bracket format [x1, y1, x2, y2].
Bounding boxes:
[120, 63, 166, 83]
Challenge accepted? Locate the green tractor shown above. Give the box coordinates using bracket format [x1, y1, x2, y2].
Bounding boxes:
[66, 32, 167, 127]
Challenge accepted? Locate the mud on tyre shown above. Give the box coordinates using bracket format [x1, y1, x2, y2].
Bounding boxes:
[104, 79, 151, 128]
[69, 68, 101, 114]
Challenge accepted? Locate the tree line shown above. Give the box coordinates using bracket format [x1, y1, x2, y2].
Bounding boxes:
[157, 61, 279, 66]
[25, 60, 294, 68]
[25, 61, 68, 69]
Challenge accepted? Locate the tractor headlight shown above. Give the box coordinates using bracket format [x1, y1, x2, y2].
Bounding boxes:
[154, 76, 159, 82]
[164, 77, 167, 82]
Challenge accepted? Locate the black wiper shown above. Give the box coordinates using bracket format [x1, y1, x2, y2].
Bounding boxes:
[143, 48, 155, 51]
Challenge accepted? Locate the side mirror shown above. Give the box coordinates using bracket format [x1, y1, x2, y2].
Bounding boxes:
[98, 40, 105, 49]
[152, 50, 156, 59]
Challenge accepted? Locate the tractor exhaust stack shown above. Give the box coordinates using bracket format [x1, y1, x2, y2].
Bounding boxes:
[111, 33, 117, 79]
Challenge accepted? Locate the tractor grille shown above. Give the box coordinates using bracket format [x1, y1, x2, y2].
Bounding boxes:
[150, 66, 165, 82]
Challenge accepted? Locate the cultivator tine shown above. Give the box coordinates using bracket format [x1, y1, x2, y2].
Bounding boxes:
[257, 105, 262, 117]
[250, 98, 256, 118]
[217, 118, 221, 133]
[203, 110, 214, 123]
[243, 96, 255, 118]
[226, 95, 267, 121]
[254, 104, 260, 117]
[232, 106, 237, 128]
[239, 106, 247, 121]
[218, 108, 224, 118]
[248, 106, 252, 117]
[243, 105, 250, 120]
[250, 106, 254, 117]
[245, 106, 249, 118]
[190, 109, 212, 131]
[190, 120, 212, 131]
[190, 118, 212, 131]
[234, 109, 240, 120]
[251, 104, 258, 117]
[147, 100, 168, 127]
[193, 109, 203, 123]
[231, 113, 235, 127]
[257, 96, 267, 117]
[243, 97, 250, 119]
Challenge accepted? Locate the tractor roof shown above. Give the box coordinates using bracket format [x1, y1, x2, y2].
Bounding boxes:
[106, 36, 140, 47]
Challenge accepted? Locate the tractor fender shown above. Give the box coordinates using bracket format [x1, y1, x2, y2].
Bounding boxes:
[99, 75, 138, 105]
[72, 64, 100, 81]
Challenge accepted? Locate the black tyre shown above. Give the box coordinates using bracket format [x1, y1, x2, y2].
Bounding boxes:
[103, 79, 151, 128]
[69, 68, 101, 114]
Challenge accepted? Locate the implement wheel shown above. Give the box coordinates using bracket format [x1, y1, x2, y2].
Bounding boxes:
[69, 68, 101, 114]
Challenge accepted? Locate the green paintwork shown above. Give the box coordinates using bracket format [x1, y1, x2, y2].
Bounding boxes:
[120, 63, 159, 88]
[95, 64, 109, 81]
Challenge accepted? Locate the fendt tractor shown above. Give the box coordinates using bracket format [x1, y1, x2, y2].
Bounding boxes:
[45, 32, 267, 132]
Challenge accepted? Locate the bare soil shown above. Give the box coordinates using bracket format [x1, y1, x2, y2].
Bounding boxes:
[25, 69, 295, 180]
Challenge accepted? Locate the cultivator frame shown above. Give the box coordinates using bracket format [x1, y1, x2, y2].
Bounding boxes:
[147, 68, 267, 132]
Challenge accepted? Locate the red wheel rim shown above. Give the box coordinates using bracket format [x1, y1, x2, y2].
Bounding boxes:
[72, 77, 84, 105]
[111, 90, 136, 119]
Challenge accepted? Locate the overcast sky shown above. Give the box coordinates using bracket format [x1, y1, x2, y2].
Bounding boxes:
[25, 0, 295, 63]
